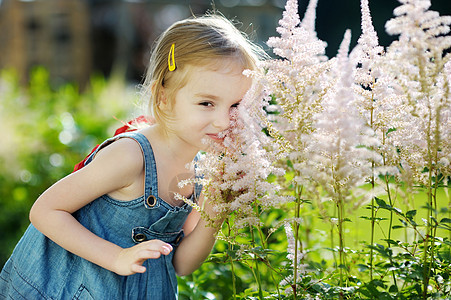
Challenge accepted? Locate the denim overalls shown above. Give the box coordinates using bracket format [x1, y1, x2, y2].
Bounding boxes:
[0, 132, 200, 299]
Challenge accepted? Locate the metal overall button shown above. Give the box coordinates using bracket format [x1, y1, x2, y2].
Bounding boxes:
[146, 195, 157, 207]
[134, 233, 147, 242]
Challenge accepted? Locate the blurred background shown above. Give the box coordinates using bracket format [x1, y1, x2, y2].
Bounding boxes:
[0, 0, 450, 88]
[0, 0, 450, 270]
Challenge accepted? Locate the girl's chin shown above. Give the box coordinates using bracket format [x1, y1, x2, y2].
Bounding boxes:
[199, 137, 223, 152]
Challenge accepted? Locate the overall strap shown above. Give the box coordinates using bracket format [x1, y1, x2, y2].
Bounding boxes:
[82, 132, 159, 209]
[121, 132, 159, 209]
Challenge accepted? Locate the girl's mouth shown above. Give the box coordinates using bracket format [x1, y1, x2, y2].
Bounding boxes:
[206, 133, 224, 142]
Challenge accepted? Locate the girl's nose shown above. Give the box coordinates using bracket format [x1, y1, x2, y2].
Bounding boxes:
[212, 110, 231, 131]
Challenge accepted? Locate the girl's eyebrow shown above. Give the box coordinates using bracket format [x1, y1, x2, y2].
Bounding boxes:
[194, 93, 220, 100]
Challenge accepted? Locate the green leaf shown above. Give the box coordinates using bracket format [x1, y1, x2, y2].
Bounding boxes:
[399, 218, 408, 226]
[392, 225, 404, 229]
[440, 218, 451, 224]
[431, 216, 439, 226]
[389, 284, 398, 293]
[383, 239, 399, 246]
[438, 225, 451, 231]
[366, 244, 391, 258]
[360, 216, 387, 221]
[387, 128, 397, 134]
[406, 210, 417, 218]
[375, 197, 388, 208]
[357, 264, 369, 272]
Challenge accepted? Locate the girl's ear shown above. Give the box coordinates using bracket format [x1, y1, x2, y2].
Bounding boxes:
[151, 81, 169, 110]
[158, 87, 170, 111]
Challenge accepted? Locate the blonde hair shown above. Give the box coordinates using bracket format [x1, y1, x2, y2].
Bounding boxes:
[141, 14, 267, 125]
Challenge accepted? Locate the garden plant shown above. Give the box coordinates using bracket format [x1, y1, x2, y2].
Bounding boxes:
[178, 0, 451, 299]
[1, 0, 450, 299]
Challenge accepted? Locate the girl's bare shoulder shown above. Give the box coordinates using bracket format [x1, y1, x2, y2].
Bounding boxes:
[73, 137, 146, 196]
[91, 137, 144, 175]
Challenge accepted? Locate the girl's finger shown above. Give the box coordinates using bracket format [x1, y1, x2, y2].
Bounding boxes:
[161, 245, 172, 255]
[137, 249, 162, 260]
[141, 240, 173, 254]
[131, 263, 146, 274]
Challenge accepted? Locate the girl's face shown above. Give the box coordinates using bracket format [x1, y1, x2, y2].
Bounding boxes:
[162, 60, 252, 152]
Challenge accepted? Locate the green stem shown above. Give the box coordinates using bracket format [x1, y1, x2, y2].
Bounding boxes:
[448, 180, 451, 258]
[385, 178, 394, 245]
[422, 121, 434, 300]
[254, 203, 282, 299]
[250, 227, 263, 300]
[369, 92, 376, 282]
[260, 260, 282, 299]
[227, 220, 237, 299]
[384, 175, 398, 289]
[292, 183, 303, 300]
[370, 195, 375, 281]
[230, 253, 237, 299]
[425, 171, 441, 298]
[422, 190, 432, 299]
[331, 206, 337, 274]
[337, 194, 345, 289]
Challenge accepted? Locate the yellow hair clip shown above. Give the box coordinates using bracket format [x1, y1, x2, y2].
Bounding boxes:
[168, 43, 176, 72]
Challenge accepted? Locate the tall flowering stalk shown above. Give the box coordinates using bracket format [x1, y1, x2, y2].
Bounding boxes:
[246, 0, 334, 296]
[301, 29, 380, 287]
[382, 0, 451, 197]
[379, 0, 451, 296]
[351, 0, 399, 282]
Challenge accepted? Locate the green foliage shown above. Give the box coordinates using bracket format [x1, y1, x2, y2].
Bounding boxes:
[2, 67, 450, 299]
[0, 67, 137, 267]
[177, 184, 451, 299]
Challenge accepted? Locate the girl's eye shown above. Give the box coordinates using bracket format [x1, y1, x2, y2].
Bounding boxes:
[199, 101, 214, 107]
[231, 102, 240, 108]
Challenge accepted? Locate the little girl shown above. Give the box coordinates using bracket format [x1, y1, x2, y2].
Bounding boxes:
[0, 15, 265, 299]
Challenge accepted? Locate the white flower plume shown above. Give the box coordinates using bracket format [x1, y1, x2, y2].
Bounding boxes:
[381, 0, 451, 185]
[301, 30, 380, 202]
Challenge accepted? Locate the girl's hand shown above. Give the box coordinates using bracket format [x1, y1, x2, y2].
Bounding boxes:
[113, 240, 173, 276]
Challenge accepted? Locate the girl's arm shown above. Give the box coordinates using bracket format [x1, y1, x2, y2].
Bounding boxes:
[29, 138, 172, 276]
[172, 194, 221, 276]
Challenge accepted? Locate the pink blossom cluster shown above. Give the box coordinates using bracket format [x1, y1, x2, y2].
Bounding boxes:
[252, 0, 451, 207]
[242, 0, 450, 288]
[380, 0, 451, 185]
[178, 0, 450, 282]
